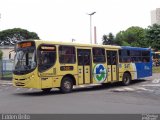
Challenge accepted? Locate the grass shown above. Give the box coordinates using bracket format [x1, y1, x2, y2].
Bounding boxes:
[0, 72, 13, 79]
[152, 66, 160, 73]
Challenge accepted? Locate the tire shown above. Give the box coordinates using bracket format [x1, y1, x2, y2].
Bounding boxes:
[42, 88, 51, 93]
[122, 73, 131, 86]
[60, 77, 73, 93]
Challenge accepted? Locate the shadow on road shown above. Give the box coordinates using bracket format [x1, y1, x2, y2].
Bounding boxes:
[13, 79, 147, 96]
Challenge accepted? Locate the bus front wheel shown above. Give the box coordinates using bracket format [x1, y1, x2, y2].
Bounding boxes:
[60, 77, 73, 93]
[122, 73, 131, 86]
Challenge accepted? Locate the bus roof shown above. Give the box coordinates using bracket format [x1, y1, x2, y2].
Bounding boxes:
[33, 40, 121, 49]
[19, 40, 151, 50]
[121, 46, 150, 51]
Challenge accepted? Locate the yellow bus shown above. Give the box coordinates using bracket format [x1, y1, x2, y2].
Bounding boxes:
[12, 40, 152, 93]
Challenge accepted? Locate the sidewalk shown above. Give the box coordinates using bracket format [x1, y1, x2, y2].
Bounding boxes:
[0, 79, 12, 85]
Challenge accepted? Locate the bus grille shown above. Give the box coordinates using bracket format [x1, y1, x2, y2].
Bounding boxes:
[14, 78, 26, 81]
[15, 82, 25, 86]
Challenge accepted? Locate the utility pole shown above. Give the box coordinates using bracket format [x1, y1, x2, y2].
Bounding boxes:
[88, 12, 96, 44]
[94, 26, 97, 44]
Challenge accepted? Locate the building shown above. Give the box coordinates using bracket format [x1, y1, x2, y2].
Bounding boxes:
[151, 8, 160, 25]
[0, 46, 15, 60]
[0, 46, 15, 80]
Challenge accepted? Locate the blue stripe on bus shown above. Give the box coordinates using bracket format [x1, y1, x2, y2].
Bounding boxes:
[121, 46, 150, 51]
[120, 46, 152, 79]
[135, 62, 152, 79]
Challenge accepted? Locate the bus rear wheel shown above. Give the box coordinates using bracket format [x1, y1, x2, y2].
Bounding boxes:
[60, 77, 73, 93]
[122, 73, 131, 86]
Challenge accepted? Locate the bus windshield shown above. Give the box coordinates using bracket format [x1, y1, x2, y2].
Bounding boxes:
[13, 42, 36, 74]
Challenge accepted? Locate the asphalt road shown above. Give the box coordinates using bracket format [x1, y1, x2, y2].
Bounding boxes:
[0, 73, 160, 114]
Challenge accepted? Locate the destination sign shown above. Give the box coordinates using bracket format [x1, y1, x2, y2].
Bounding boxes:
[17, 42, 32, 48]
[60, 66, 74, 71]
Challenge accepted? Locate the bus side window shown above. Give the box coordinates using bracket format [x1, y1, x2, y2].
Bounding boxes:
[142, 50, 150, 63]
[59, 46, 76, 64]
[93, 48, 105, 63]
[38, 45, 56, 72]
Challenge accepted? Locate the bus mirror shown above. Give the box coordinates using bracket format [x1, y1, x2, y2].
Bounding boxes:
[9, 53, 11, 59]
[9, 50, 15, 60]
[14, 44, 16, 51]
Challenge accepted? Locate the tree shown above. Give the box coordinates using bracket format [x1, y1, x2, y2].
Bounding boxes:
[115, 26, 146, 47]
[145, 24, 160, 50]
[102, 34, 108, 45]
[0, 28, 40, 46]
[102, 33, 115, 45]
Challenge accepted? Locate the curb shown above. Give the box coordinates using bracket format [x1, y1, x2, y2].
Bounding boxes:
[0, 81, 12, 85]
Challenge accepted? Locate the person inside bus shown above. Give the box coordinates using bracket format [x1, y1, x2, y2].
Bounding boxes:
[94, 49, 104, 62]
[111, 57, 115, 65]
[143, 58, 147, 62]
[42, 53, 48, 64]
[127, 57, 131, 63]
[64, 48, 75, 63]
[64, 55, 71, 63]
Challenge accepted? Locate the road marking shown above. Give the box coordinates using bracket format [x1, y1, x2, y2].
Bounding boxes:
[112, 86, 154, 92]
[27, 88, 33, 91]
[123, 87, 134, 91]
[16, 88, 21, 91]
[134, 87, 154, 92]
[74, 84, 100, 88]
[142, 84, 160, 87]
[0, 82, 12, 85]
[112, 87, 134, 92]
[152, 79, 160, 84]
[134, 87, 148, 91]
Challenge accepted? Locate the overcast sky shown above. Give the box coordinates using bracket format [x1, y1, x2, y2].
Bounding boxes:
[0, 0, 160, 44]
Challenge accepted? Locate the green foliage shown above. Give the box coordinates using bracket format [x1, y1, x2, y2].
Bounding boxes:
[145, 24, 160, 50]
[102, 33, 115, 45]
[115, 26, 146, 47]
[0, 50, 3, 60]
[106, 24, 160, 50]
[0, 28, 40, 46]
[114, 31, 124, 45]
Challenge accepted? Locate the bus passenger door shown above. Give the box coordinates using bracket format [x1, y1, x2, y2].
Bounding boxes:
[38, 44, 56, 88]
[106, 50, 118, 81]
[77, 49, 91, 84]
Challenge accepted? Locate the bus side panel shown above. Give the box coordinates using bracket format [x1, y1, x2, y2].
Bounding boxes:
[107, 65, 112, 82]
[135, 62, 152, 79]
[78, 66, 84, 84]
[118, 63, 137, 81]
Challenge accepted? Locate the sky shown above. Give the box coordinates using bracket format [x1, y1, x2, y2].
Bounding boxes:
[0, 0, 160, 44]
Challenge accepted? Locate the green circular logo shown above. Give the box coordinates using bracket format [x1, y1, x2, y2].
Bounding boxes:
[93, 64, 107, 83]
